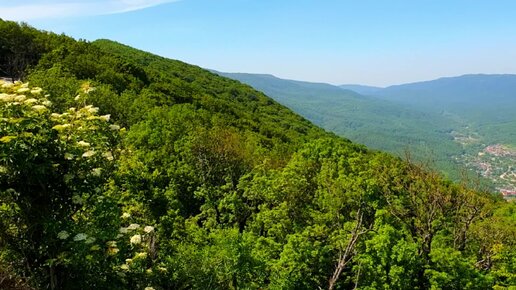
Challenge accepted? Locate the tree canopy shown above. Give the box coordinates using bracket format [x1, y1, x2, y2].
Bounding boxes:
[1, 19, 515, 289]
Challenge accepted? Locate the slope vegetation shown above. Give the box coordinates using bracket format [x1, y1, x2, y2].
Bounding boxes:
[368, 75, 516, 192]
[1, 19, 515, 290]
[219, 72, 464, 179]
[222, 72, 515, 191]
[371, 74, 516, 146]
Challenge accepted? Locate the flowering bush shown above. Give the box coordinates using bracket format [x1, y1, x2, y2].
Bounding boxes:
[0, 80, 163, 289]
[0, 80, 133, 288]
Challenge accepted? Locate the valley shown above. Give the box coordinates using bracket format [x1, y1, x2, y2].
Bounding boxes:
[458, 142, 516, 196]
[450, 123, 516, 193]
[220, 72, 516, 196]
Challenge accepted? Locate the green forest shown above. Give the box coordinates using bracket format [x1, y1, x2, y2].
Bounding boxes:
[219, 72, 516, 192]
[216, 72, 467, 181]
[1, 20, 515, 289]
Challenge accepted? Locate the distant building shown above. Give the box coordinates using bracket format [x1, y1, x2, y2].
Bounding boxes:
[500, 189, 516, 201]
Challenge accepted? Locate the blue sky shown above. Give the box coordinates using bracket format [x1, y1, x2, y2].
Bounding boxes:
[1, 0, 516, 86]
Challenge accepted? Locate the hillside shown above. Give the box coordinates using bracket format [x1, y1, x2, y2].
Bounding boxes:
[374, 74, 516, 107]
[220, 72, 515, 192]
[366, 74, 516, 144]
[1, 19, 516, 290]
[218, 72, 465, 179]
[361, 75, 516, 193]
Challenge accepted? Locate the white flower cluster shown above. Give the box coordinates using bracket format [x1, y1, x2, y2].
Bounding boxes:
[119, 222, 155, 236]
[0, 84, 51, 114]
[62, 231, 94, 245]
[115, 217, 160, 279]
[130, 234, 142, 245]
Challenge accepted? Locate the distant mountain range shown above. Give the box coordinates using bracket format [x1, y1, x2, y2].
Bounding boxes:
[217, 72, 516, 188]
[347, 74, 516, 146]
[339, 84, 383, 95]
[370, 74, 516, 105]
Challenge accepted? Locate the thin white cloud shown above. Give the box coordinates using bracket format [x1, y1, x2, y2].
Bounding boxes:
[0, 0, 179, 21]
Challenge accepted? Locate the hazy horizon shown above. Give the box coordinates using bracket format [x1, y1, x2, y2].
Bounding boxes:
[2, 0, 516, 86]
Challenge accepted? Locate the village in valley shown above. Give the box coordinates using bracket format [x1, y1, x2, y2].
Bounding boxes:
[451, 129, 516, 200]
[462, 143, 515, 200]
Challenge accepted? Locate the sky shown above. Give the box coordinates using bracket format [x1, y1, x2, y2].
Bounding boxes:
[1, 0, 516, 86]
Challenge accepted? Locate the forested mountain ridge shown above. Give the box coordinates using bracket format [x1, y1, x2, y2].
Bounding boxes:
[218, 72, 465, 179]
[356, 74, 516, 194]
[355, 74, 516, 147]
[1, 19, 516, 290]
[222, 72, 516, 193]
[373, 74, 516, 105]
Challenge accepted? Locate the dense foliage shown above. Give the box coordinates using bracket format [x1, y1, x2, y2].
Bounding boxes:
[1, 19, 516, 289]
[217, 72, 466, 180]
[221, 73, 516, 192]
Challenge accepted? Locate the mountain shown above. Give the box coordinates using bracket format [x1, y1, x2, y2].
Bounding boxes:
[363, 74, 516, 145]
[1, 19, 515, 290]
[221, 72, 516, 191]
[218, 72, 464, 178]
[339, 84, 383, 95]
[362, 75, 516, 193]
[374, 74, 516, 106]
